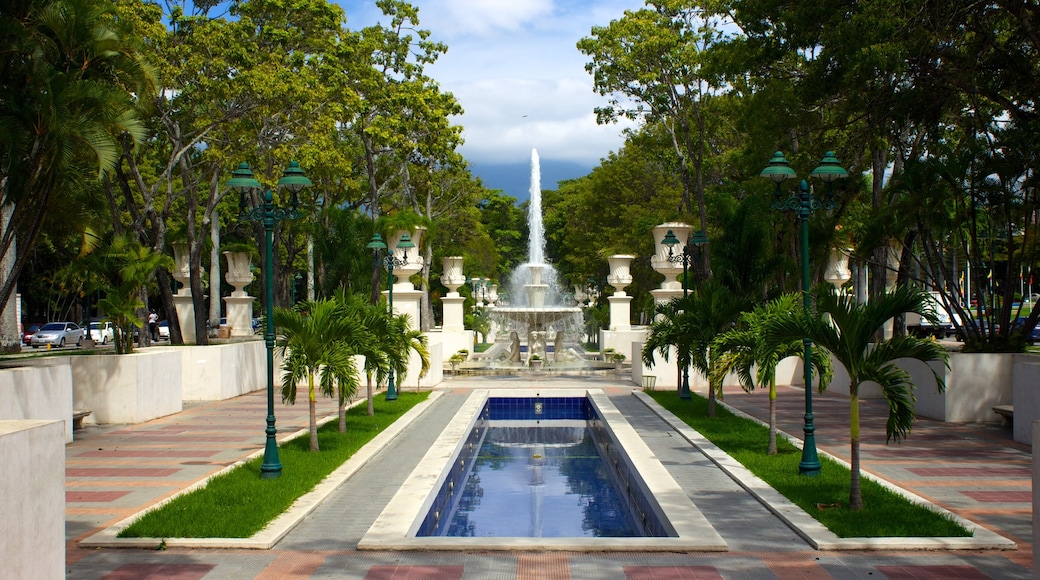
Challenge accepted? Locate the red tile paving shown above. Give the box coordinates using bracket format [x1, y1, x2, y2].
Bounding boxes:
[623, 566, 724, 580]
[908, 467, 1028, 477]
[876, 564, 991, 579]
[102, 563, 216, 579]
[67, 468, 182, 477]
[80, 450, 221, 458]
[67, 490, 130, 502]
[365, 566, 464, 580]
[961, 490, 1032, 503]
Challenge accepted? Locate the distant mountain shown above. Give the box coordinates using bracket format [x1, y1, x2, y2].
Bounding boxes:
[469, 159, 592, 204]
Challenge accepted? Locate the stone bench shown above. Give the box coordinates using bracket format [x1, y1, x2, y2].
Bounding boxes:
[992, 405, 1013, 427]
[72, 409, 92, 430]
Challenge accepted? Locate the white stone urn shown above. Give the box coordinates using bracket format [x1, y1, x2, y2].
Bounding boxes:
[487, 284, 498, 307]
[172, 242, 191, 296]
[651, 222, 690, 290]
[390, 227, 424, 288]
[607, 255, 635, 296]
[223, 251, 254, 297]
[574, 286, 588, 305]
[824, 248, 852, 291]
[441, 256, 466, 296]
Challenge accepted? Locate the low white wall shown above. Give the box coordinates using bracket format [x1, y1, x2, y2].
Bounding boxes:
[181, 340, 265, 401]
[71, 350, 183, 425]
[413, 333, 442, 389]
[0, 420, 65, 579]
[913, 352, 1013, 423]
[0, 360, 74, 442]
[438, 329, 474, 367]
[633, 341, 678, 389]
[1013, 356, 1040, 444]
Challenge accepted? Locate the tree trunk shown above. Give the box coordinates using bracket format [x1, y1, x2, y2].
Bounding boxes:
[309, 374, 319, 452]
[768, 383, 777, 455]
[707, 376, 717, 418]
[367, 374, 374, 416]
[338, 390, 346, 433]
[849, 388, 863, 510]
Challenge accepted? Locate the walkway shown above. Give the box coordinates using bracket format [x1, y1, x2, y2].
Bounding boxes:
[63, 374, 1032, 579]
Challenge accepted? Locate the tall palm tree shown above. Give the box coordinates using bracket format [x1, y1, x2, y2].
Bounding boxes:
[338, 291, 389, 417]
[766, 285, 949, 510]
[275, 299, 364, 451]
[642, 280, 748, 417]
[712, 293, 833, 454]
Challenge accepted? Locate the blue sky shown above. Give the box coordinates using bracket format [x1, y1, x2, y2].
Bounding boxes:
[336, 0, 643, 177]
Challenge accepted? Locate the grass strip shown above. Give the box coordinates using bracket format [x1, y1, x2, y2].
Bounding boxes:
[119, 391, 428, 538]
[647, 390, 971, 538]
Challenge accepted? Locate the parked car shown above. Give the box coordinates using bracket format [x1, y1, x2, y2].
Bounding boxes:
[22, 323, 41, 346]
[1012, 317, 1040, 345]
[31, 321, 83, 348]
[158, 320, 169, 340]
[87, 321, 115, 345]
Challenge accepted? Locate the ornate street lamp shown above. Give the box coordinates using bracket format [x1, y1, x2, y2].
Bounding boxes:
[760, 150, 847, 476]
[366, 232, 415, 401]
[226, 160, 312, 479]
[661, 229, 709, 400]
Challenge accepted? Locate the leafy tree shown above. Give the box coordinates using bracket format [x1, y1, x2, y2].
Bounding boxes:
[766, 285, 948, 510]
[642, 279, 748, 417]
[712, 293, 832, 454]
[275, 298, 364, 451]
[578, 2, 728, 272]
[0, 0, 154, 344]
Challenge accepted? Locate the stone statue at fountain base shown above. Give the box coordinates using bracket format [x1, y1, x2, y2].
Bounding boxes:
[528, 330, 547, 364]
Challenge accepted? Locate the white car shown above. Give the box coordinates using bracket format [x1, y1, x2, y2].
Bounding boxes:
[158, 320, 170, 340]
[88, 321, 115, 345]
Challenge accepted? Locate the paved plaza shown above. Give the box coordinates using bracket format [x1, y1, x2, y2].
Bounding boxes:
[64, 373, 1033, 579]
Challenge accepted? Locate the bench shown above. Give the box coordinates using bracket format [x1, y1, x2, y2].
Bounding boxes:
[72, 409, 92, 430]
[992, 405, 1014, 427]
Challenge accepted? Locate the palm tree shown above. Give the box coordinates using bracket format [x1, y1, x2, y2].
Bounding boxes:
[338, 291, 388, 417]
[275, 299, 363, 452]
[67, 234, 174, 354]
[642, 280, 748, 417]
[766, 285, 949, 510]
[712, 293, 833, 454]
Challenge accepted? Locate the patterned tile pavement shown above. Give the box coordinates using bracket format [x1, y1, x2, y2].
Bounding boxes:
[60, 375, 1033, 579]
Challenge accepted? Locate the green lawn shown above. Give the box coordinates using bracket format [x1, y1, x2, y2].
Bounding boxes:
[646, 390, 971, 538]
[119, 391, 428, 539]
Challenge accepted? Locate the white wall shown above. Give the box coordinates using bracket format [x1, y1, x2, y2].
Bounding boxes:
[914, 352, 1013, 423]
[0, 420, 64, 579]
[181, 340, 266, 401]
[1012, 356, 1040, 444]
[71, 349, 183, 424]
[0, 360, 74, 442]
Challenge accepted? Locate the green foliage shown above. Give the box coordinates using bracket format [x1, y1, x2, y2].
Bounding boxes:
[765, 285, 949, 510]
[117, 392, 428, 539]
[647, 391, 969, 538]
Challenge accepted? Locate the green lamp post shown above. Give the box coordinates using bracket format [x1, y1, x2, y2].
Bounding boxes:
[661, 228, 709, 400]
[760, 150, 847, 476]
[366, 232, 415, 401]
[227, 160, 311, 479]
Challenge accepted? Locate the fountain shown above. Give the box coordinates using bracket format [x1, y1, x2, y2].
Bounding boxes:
[484, 149, 585, 369]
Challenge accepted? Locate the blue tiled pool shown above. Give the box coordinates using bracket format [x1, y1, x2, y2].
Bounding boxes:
[417, 397, 656, 538]
[358, 388, 726, 551]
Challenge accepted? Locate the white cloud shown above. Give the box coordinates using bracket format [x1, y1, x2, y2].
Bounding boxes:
[338, 0, 645, 168]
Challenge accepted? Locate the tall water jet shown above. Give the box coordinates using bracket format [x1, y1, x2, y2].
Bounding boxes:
[487, 148, 584, 368]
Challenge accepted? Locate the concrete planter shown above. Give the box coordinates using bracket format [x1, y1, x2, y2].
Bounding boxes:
[911, 352, 1013, 423]
[0, 420, 64, 579]
[71, 349, 183, 425]
[0, 360, 74, 442]
[181, 340, 266, 401]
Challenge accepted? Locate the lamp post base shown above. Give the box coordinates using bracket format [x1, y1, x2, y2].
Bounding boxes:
[798, 425, 821, 476]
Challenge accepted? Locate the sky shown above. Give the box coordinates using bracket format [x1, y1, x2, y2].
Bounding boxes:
[337, 0, 644, 191]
